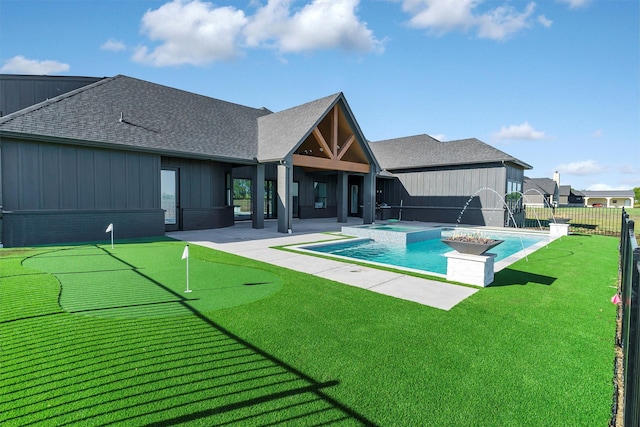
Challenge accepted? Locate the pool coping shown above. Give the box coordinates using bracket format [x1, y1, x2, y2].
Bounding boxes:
[168, 219, 558, 311]
[168, 219, 481, 311]
[287, 226, 558, 277]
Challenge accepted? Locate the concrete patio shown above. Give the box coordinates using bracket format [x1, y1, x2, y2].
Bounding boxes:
[168, 218, 478, 310]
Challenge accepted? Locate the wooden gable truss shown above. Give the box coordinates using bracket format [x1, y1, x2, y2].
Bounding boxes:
[292, 105, 370, 173]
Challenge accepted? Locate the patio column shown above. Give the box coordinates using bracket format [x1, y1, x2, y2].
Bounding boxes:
[252, 163, 265, 229]
[277, 159, 292, 233]
[337, 171, 348, 223]
[362, 169, 375, 224]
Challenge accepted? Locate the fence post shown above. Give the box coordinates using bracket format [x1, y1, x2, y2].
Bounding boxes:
[624, 244, 640, 426]
[622, 211, 640, 426]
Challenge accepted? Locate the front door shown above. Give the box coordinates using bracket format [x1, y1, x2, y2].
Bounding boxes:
[161, 168, 179, 231]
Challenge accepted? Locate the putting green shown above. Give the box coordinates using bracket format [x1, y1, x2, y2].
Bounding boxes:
[23, 242, 282, 318]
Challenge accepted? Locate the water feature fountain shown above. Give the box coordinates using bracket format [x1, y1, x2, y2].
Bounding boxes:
[446, 188, 528, 287]
[522, 188, 570, 237]
[454, 187, 527, 258]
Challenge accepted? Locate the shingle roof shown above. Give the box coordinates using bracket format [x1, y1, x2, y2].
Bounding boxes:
[524, 177, 557, 196]
[559, 185, 572, 196]
[0, 75, 272, 161]
[582, 190, 634, 197]
[369, 134, 532, 170]
[257, 93, 341, 162]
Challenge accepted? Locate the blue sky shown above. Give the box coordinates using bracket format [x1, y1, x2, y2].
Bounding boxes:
[1, 0, 638, 191]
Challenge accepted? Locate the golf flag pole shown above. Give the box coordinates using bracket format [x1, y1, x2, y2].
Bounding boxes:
[182, 245, 191, 293]
[105, 223, 114, 249]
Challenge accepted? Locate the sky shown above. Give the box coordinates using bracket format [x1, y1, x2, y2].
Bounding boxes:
[1, 0, 638, 191]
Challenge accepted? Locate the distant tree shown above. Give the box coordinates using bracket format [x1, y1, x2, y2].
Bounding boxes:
[634, 187, 640, 207]
[233, 179, 251, 199]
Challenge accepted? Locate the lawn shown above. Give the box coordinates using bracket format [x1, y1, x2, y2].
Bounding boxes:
[1, 234, 618, 426]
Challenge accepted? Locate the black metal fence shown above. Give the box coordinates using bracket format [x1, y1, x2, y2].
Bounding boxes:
[614, 209, 640, 425]
[523, 206, 623, 236]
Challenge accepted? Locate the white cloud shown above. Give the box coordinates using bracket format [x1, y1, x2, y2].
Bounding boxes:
[0, 55, 70, 74]
[587, 183, 632, 191]
[275, 0, 383, 53]
[557, 159, 606, 176]
[101, 39, 127, 52]
[134, 0, 382, 67]
[557, 0, 590, 9]
[400, 0, 537, 41]
[537, 14, 552, 28]
[592, 129, 603, 138]
[492, 121, 547, 141]
[431, 133, 446, 141]
[134, 0, 248, 66]
[476, 3, 535, 40]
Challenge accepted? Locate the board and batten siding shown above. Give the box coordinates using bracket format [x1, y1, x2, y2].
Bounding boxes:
[1, 138, 164, 247]
[386, 165, 512, 226]
[3, 139, 159, 210]
[397, 166, 506, 204]
[0, 75, 102, 117]
[161, 157, 234, 230]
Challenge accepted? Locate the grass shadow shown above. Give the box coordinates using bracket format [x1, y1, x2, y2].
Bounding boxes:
[1, 241, 378, 426]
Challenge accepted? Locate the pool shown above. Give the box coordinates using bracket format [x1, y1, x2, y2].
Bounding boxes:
[297, 226, 551, 277]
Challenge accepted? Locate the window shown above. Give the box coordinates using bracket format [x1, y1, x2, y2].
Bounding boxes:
[225, 172, 231, 206]
[161, 169, 177, 225]
[233, 178, 252, 220]
[314, 182, 327, 209]
[506, 180, 523, 212]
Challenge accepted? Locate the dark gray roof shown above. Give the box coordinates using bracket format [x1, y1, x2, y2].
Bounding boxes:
[582, 190, 634, 197]
[559, 185, 585, 197]
[0, 75, 272, 162]
[524, 177, 557, 196]
[559, 185, 572, 196]
[369, 134, 532, 171]
[258, 93, 341, 162]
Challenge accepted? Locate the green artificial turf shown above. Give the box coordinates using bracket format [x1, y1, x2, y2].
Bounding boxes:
[21, 242, 282, 317]
[0, 234, 618, 426]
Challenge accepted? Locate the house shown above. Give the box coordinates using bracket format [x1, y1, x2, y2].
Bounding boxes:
[0, 74, 531, 247]
[369, 134, 532, 227]
[582, 190, 635, 208]
[558, 185, 584, 206]
[1, 74, 103, 116]
[529, 171, 633, 208]
[523, 176, 558, 207]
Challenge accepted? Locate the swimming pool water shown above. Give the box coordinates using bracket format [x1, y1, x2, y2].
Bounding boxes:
[304, 230, 547, 276]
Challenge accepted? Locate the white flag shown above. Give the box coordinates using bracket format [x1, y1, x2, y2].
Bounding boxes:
[181, 245, 189, 260]
[105, 223, 113, 233]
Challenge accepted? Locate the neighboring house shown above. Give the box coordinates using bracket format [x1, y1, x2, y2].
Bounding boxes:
[582, 191, 635, 208]
[0, 74, 532, 247]
[523, 177, 558, 207]
[558, 185, 584, 206]
[369, 134, 532, 227]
